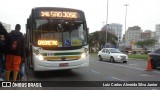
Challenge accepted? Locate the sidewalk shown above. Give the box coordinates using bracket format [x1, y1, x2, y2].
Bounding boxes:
[1, 68, 27, 81]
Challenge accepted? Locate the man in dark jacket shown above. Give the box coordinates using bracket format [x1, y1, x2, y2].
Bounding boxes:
[0, 35, 5, 81]
[0, 22, 7, 81]
[5, 24, 25, 81]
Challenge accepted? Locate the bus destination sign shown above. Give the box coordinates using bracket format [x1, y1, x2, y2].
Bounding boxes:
[40, 11, 79, 18]
[38, 40, 58, 46]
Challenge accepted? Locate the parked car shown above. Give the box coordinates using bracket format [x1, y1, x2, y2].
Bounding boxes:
[98, 48, 128, 63]
[149, 48, 160, 69]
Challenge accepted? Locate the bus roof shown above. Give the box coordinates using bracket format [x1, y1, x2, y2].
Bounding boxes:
[32, 7, 84, 13]
[29, 7, 85, 20]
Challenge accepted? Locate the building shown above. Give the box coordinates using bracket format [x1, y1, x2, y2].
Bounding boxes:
[156, 24, 160, 37]
[125, 26, 142, 42]
[141, 30, 151, 40]
[155, 24, 160, 41]
[101, 23, 122, 42]
[1, 22, 11, 32]
[155, 24, 160, 49]
[121, 26, 142, 51]
[150, 31, 156, 38]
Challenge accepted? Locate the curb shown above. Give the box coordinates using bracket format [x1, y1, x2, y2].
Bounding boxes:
[128, 58, 147, 61]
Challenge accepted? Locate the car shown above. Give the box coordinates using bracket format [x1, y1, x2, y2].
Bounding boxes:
[98, 48, 128, 63]
[149, 48, 160, 69]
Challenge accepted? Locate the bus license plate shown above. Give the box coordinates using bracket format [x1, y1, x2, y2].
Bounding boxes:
[59, 63, 69, 67]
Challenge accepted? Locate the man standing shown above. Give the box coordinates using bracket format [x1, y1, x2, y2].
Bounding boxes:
[0, 35, 5, 81]
[5, 24, 24, 81]
[0, 22, 8, 81]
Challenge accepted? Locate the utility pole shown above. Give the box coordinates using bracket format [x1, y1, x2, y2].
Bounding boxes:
[124, 4, 129, 47]
[106, 0, 109, 47]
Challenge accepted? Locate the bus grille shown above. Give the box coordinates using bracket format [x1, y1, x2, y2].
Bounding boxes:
[44, 56, 81, 61]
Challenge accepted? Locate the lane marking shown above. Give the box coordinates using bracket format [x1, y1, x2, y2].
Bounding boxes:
[96, 60, 160, 74]
[140, 74, 156, 77]
[152, 70, 160, 74]
[89, 70, 100, 74]
[111, 77, 125, 81]
[105, 76, 126, 81]
[129, 64, 138, 66]
[151, 89, 158, 90]
[95, 60, 144, 71]
[116, 64, 145, 71]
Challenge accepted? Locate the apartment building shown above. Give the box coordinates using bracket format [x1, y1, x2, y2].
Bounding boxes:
[155, 24, 160, 49]
[141, 30, 151, 40]
[125, 26, 142, 42]
[101, 23, 122, 42]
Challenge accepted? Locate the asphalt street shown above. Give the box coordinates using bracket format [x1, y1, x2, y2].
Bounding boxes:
[1, 54, 160, 90]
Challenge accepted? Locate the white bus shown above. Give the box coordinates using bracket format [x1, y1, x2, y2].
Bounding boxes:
[26, 7, 89, 71]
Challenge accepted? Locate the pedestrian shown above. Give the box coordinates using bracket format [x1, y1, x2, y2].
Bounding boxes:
[17, 58, 25, 80]
[0, 22, 8, 81]
[17, 34, 29, 80]
[5, 24, 25, 81]
[0, 35, 5, 81]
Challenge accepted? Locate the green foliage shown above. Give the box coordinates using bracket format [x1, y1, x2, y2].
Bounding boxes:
[88, 30, 117, 52]
[128, 54, 148, 60]
[136, 39, 157, 49]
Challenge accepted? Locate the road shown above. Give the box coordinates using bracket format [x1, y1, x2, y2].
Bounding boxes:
[2, 54, 160, 90]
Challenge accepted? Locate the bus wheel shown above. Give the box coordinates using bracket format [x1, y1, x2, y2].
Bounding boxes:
[34, 71, 41, 76]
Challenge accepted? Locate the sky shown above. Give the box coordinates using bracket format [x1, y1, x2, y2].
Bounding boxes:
[0, 0, 160, 34]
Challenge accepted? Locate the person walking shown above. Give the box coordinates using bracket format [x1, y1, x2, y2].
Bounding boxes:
[17, 34, 29, 80]
[0, 22, 8, 81]
[5, 24, 25, 81]
[0, 35, 5, 81]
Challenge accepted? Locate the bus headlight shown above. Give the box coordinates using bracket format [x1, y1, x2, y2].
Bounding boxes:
[81, 48, 89, 59]
[81, 53, 86, 59]
[36, 54, 44, 61]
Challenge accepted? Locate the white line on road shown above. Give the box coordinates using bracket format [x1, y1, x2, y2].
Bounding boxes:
[116, 64, 145, 71]
[89, 70, 100, 74]
[152, 70, 160, 74]
[151, 89, 159, 90]
[96, 61, 145, 71]
[129, 64, 138, 66]
[105, 76, 126, 81]
[96, 60, 160, 74]
[112, 63, 160, 74]
[111, 77, 125, 81]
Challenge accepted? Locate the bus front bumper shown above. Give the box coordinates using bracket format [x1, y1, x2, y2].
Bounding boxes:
[33, 56, 89, 71]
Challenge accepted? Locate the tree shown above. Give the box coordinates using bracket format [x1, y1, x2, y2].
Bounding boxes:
[136, 39, 157, 51]
[88, 31, 102, 52]
[88, 30, 117, 52]
[88, 32, 98, 52]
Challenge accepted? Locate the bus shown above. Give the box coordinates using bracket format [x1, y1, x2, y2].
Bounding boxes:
[26, 7, 89, 71]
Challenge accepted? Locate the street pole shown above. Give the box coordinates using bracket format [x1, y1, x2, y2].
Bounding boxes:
[124, 4, 129, 48]
[106, 0, 109, 47]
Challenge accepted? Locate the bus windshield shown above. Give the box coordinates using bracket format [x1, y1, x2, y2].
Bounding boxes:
[33, 19, 87, 47]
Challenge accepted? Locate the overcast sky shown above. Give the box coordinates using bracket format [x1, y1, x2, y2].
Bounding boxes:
[0, 0, 160, 34]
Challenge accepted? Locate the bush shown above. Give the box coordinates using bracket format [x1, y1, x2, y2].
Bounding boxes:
[128, 54, 148, 60]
